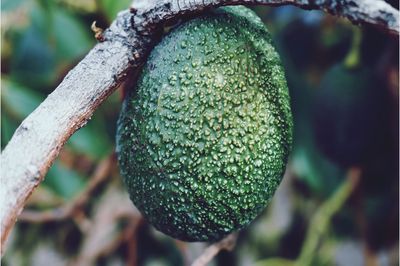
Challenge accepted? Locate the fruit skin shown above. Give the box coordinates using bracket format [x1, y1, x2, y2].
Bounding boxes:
[116, 6, 292, 242]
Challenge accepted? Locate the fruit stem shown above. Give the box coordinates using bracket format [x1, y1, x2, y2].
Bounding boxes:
[294, 167, 361, 266]
[344, 28, 362, 69]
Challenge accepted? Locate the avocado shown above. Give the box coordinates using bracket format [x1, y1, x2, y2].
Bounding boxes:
[312, 64, 389, 168]
[116, 6, 292, 242]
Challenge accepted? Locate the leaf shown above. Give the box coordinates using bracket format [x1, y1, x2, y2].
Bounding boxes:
[67, 116, 112, 160]
[1, 0, 26, 11]
[291, 140, 344, 197]
[1, 79, 44, 119]
[57, 0, 97, 13]
[9, 23, 57, 88]
[8, 2, 93, 89]
[99, 0, 131, 22]
[1, 112, 18, 149]
[51, 8, 93, 61]
[42, 160, 86, 200]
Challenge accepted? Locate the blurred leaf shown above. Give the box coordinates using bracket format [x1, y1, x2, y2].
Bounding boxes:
[320, 23, 352, 48]
[10, 22, 57, 88]
[52, 8, 93, 61]
[30, 0, 52, 32]
[1, 79, 44, 118]
[56, 0, 97, 13]
[292, 140, 344, 197]
[67, 117, 112, 159]
[8, 1, 93, 89]
[99, 0, 131, 22]
[1, 77, 44, 149]
[43, 160, 86, 200]
[1, 112, 18, 149]
[1, 0, 26, 11]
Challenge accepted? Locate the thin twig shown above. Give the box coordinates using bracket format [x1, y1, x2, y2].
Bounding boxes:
[255, 168, 362, 266]
[191, 233, 238, 266]
[73, 186, 141, 266]
[124, 217, 145, 266]
[295, 167, 361, 266]
[96, 217, 144, 260]
[19, 154, 115, 223]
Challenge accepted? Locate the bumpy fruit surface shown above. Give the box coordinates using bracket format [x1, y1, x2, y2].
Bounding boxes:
[117, 6, 292, 241]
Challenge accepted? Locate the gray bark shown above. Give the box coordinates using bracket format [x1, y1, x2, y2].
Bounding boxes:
[1, 0, 398, 253]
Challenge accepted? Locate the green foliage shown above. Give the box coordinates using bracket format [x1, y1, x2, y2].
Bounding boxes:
[68, 116, 113, 160]
[99, 0, 131, 22]
[51, 8, 93, 60]
[43, 161, 87, 200]
[1, 0, 25, 11]
[1, 0, 108, 200]
[1, 79, 44, 148]
[7, 1, 93, 89]
[1, 79, 43, 119]
[117, 6, 292, 242]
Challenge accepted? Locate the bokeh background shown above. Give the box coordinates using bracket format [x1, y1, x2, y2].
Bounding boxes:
[1, 0, 399, 265]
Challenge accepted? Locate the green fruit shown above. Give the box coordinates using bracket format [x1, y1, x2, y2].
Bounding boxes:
[312, 64, 388, 167]
[116, 6, 292, 242]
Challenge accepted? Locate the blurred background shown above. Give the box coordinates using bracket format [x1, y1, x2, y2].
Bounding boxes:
[1, 0, 399, 265]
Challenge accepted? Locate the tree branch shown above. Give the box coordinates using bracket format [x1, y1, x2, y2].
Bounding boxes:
[133, 0, 399, 35]
[191, 233, 238, 266]
[1, 0, 398, 254]
[18, 154, 115, 223]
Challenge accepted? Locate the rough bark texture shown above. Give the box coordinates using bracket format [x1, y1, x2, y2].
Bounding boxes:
[133, 0, 399, 35]
[0, 10, 155, 252]
[1, 0, 399, 254]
